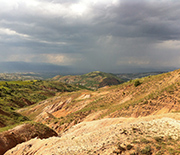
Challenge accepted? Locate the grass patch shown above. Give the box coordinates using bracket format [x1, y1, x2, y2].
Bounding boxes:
[141, 145, 152, 155]
[141, 138, 151, 144]
[0, 120, 31, 132]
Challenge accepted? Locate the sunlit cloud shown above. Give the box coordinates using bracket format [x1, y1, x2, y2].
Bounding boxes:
[0, 27, 30, 38]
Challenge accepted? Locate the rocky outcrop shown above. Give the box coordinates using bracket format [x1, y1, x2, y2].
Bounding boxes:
[4, 115, 180, 155]
[43, 98, 72, 114]
[0, 123, 57, 155]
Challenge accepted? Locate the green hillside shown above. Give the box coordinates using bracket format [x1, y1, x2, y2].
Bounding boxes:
[0, 80, 80, 128]
[52, 71, 124, 89]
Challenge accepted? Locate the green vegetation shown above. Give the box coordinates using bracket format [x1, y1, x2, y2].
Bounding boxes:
[52, 71, 124, 89]
[154, 137, 164, 143]
[127, 144, 133, 150]
[141, 138, 151, 144]
[0, 72, 43, 81]
[141, 145, 152, 155]
[118, 135, 180, 155]
[134, 80, 142, 87]
[0, 121, 29, 132]
[0, 80, 80, 128]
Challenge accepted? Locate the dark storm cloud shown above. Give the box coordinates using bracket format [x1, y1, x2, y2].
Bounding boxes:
[91, 0, 180, 40]
[0, 0, 180, 73]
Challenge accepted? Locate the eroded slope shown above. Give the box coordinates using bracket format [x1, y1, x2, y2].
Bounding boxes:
[19, 69, 180, 134]
[0, 122, 57, 155]
[5, 114, 180, 155]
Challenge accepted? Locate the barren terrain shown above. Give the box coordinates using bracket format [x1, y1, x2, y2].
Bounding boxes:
[5, 114, 180, 154]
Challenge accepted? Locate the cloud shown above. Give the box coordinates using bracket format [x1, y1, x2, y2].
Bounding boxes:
[0, 0, 180, 73]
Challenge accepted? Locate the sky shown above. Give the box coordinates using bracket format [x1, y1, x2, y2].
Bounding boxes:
[0, 0, 180, 74]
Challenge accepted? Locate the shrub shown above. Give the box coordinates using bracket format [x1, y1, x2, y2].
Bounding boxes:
[154, 137, 163, 143]
[141, 138, 150, 144]
[134, 80, 141, 87]
[141, 145, 152, 155]
[127, 144, 133, 150]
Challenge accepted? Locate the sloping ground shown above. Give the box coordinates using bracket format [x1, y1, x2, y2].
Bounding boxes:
[0, 80, 80, 128]
[3, 69, 180, 154]
[116, 71, 165, 81]
[0, 122, 57, 155]
[52, 71, 124, 89]
[5, 114, 180, 155]
[19, 69, 180, 134]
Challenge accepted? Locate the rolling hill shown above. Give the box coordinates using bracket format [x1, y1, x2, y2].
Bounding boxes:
[52, 71, 124, 89]
[0, 80, 80, 129]
[0, 72, 43, 81]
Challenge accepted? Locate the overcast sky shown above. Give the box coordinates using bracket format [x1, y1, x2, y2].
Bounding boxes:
[0, 0, 180, 73]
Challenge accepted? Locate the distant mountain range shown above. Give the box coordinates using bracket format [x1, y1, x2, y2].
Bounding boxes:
[0, 70, 167, 86]
[0, 62, 71, 74]
[0, 61, 175, 75]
